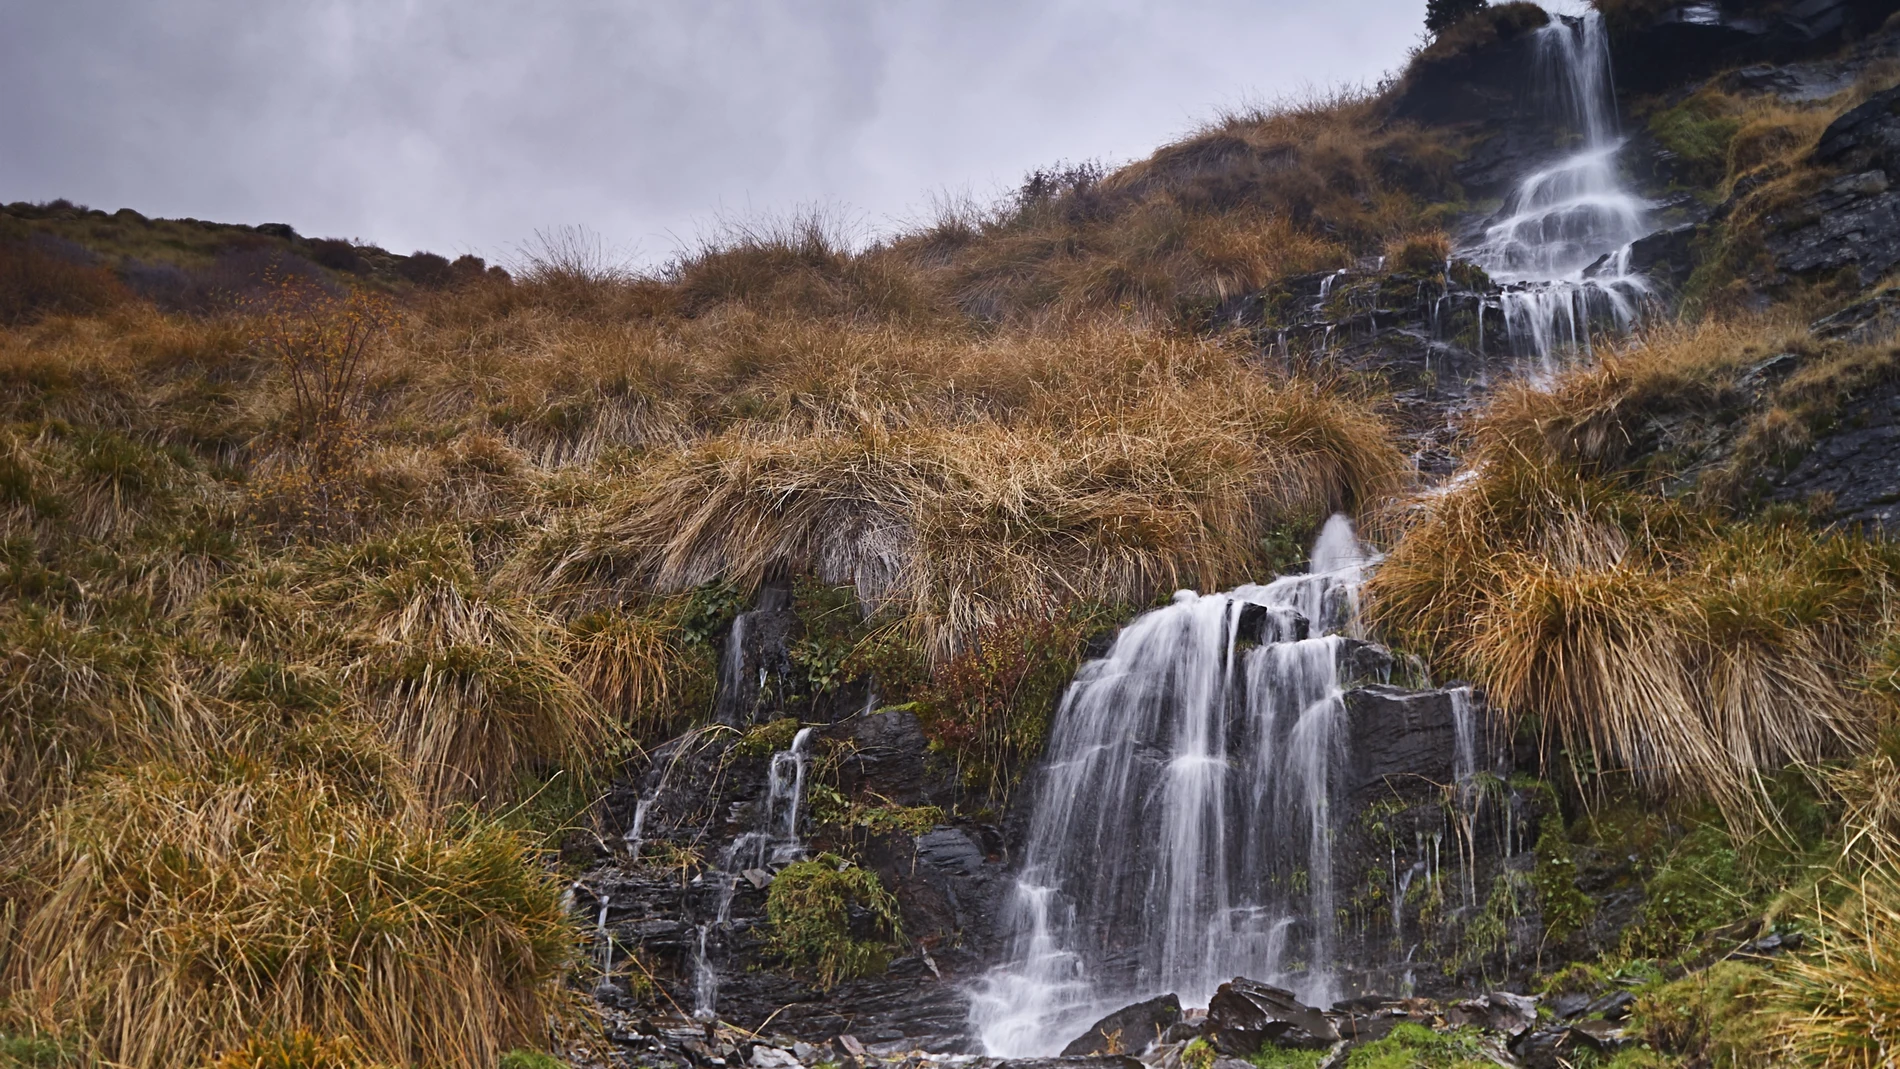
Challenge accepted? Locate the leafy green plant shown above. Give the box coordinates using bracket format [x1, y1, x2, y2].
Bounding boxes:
[1459, 872, 1531, 980]
[732, 717, 802, 759]
[1622, 822, 1747, 959]
[763, 852, 903, 986]
[1648, 96, 1742, 188]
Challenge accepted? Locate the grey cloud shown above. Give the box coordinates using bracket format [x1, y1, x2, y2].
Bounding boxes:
[0, 0, 1427, 263]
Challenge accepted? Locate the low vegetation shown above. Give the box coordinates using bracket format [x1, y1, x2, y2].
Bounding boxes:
[762, 854, 903, 987]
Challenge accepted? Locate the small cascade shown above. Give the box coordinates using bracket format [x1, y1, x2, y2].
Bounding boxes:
[593, 895, 619, 997]
[1465, 9, 1655, 374]
[691, 923, 717, 1021]
[698, 725, 816, 1021]
[1448, 687, 1484, 910]
[622, 795, 654, 857]
[968, 515, 1381, 1057]
[715, 586, 793, 724]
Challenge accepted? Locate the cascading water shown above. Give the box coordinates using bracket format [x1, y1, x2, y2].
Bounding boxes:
[693, 726, 815, 1021]
[1465, 7, 1655, 374]
[968, 516, 1380, 1057]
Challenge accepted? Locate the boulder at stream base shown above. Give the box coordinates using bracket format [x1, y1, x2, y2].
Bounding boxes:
[1061, 993, 1183, 1056]
[1204, 979, 1339, 1054]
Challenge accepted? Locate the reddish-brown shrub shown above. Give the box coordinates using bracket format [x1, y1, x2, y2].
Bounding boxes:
[0, 237, 129, 325]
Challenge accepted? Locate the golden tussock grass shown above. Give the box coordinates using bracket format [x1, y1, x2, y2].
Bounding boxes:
[1369, 318, 1899, 817]
[349, 538, 609, 803]
[1769, 862, 1900, 1067]
[527, 328, 1402, 658]
[1669, 59, 1900, 311]
[2, 751, 576, 1069]
[898, 89, 1456, 326]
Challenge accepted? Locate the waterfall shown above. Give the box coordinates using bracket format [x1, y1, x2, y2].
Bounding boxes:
[968, 515, 1379, 1057]
[1465, 9, 1654, 374]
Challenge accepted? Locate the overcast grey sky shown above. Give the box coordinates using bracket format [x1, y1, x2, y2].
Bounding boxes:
[1, 1, 1437, 266]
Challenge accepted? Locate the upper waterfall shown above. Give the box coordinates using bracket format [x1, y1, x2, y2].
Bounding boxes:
[1464, 7, 1655, 373]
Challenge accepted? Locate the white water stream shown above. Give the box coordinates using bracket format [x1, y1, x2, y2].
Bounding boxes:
[1466, 8, 1655, 373]
[693, 725, 815, 1021]
[967, 517, 1379, 1056]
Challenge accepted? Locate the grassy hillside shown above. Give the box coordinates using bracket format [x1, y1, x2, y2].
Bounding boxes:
[4, 9, 1900, 1066]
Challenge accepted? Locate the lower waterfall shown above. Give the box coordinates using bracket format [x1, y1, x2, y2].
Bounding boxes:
[967, 516, 1381, 1056]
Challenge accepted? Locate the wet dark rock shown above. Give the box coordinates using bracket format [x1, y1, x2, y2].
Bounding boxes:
[1761, 82, 1900, 286]
[1390, 10, 1549, 131]
[1158, 1022, 1200, 1046]
[1726, 60, 1858, 101]
[1513, 1026, 1578, 1069]
[1445, 992, 1538, 1037]
[1343, 685, 1500, 794]
[1549, 993, 1592, 1019]
[1627, 222, 1701, 291]
[1611, 0, 1900, 92]
[1812, 289, 1900, 342]
[1815, 83, 1900, 174]
[1249, 265, 1510, 460]
[1237, 603, 1309, 645]
[915, 827, 986, 877]
[1340, 640, 1394, 687]
[716, 582, 801, 726]
[1060, 993, 1182, 1056]
[1737, 351, 1804, 394]
[822, 709, 954, 809]
[1765, 173, 1900, 285]
[1204, 979, 1339, 1054]
[1569, 1017, 1629, 1052]
[1583, 990, 1634, 1022]
[1770, 377, 1900, 532]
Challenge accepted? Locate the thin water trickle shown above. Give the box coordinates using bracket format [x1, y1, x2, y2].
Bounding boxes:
[1464, 9, 1655, 373]
[967, 515, 1378, 1056]
[594, 895, 615, 986]
[622, 795, 654, 857]
[692, 924, 717, 1021]
[700, 724, 816, 1021]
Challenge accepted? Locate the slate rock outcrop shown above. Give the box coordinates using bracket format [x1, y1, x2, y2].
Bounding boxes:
[1061, 994, 1183, 1057]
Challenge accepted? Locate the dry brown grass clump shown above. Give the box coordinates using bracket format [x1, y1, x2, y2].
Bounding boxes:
[2, 751, 575, 1069]
[345, 536, 609, 803]
[532, 329, 1402, 658]
[1368, 320, 1899, 815]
